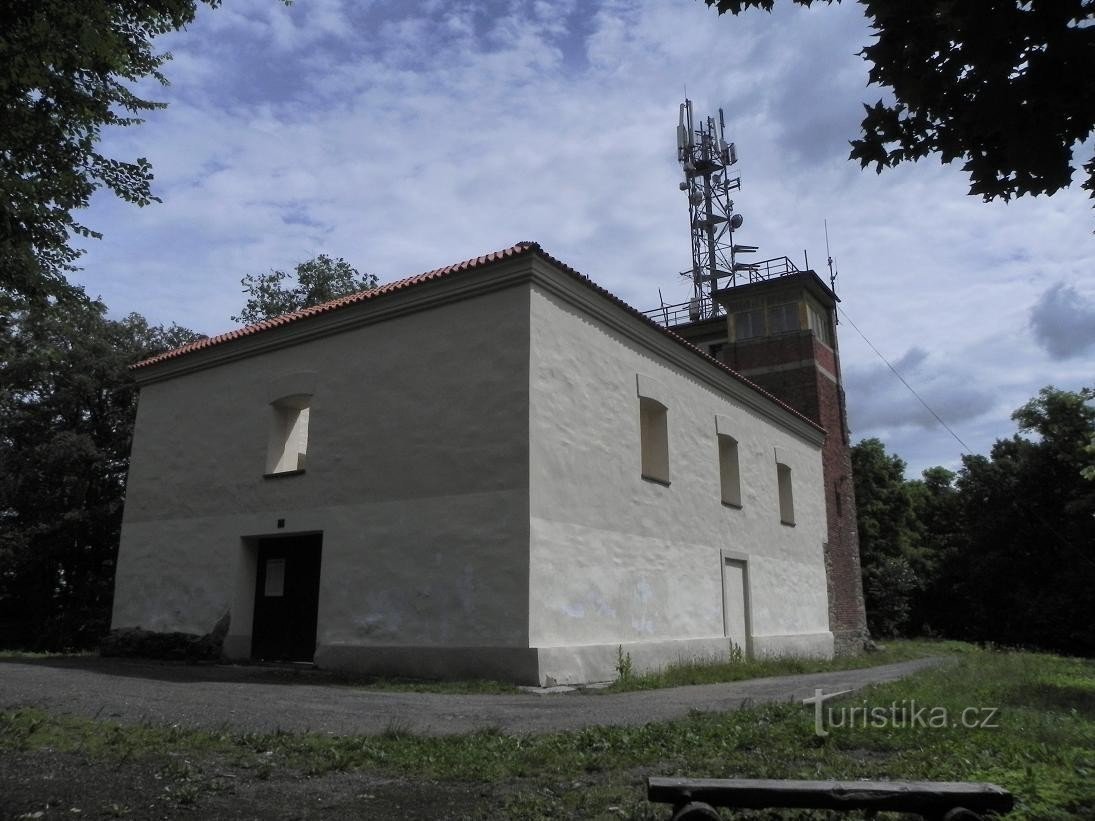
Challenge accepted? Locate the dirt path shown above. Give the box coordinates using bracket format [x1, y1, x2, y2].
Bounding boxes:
[0, 656, 946, 736]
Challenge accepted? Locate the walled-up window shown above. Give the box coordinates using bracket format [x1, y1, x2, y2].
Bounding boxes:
[640, 397, 670, 484]
[777, 462, 795, 525]
[718, 434, 742, 507]
[267, 395, 311, 475]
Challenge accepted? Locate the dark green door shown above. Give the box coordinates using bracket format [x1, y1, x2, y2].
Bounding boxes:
[251, 534, 322, 662]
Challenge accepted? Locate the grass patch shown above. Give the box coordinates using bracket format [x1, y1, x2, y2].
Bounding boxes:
[341, 637, 955, 695]
[0, 649, 94, 659]
[599, 638, 966, 692]
[2, 643, 1091, 819]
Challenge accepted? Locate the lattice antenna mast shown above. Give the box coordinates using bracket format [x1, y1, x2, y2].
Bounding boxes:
[676, 99, 756, 320]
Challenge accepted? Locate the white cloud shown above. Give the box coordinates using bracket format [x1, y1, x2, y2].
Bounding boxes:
[1029, 282, 1095, 360]
[70, 0, 1095, 474]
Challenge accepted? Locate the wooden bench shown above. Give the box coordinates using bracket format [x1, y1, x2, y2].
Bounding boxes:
[647, 777, 1015, 820]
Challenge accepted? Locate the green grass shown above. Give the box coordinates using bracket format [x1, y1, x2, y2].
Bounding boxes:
[0, 649, 94, 659]
[2, 643, 1091, 819]
[602, 638, 965, 692]
[342, 637, 950, 694]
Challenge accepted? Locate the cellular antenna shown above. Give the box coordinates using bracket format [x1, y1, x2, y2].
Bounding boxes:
[676, 98, 754, 320]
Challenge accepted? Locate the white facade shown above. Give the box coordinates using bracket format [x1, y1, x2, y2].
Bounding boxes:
[112, 245, 833, 685]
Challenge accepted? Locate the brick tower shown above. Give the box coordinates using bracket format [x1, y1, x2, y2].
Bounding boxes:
[666, 263, 869, 654]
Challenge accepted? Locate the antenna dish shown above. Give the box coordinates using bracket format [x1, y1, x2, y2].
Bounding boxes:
[729, 213, 744, 230]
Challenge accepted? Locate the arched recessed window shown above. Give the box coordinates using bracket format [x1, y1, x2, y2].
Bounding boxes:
[777, 462, 795, 525]
[639, 397, 670, 484]
[636, 374, 671, 485]
[266, 394, 311, 475]
[718, 434, 742, 507]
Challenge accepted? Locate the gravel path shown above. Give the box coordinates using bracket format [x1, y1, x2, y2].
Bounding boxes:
[0, 656, 947, 737]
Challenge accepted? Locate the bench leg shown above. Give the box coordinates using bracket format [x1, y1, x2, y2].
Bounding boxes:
[670, 801, 720, 821]
[941, 808, 985, 821]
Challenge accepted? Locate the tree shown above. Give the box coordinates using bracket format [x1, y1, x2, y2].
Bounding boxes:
[904, 465, 960, 635]
[851, 387, 1093, 653]
[850, 437, 919, 637]
[232, 255, 378, 325]
[933, 386, 1095, 654]
[702, 1, 1095, 207]
[0, 0, 231, 303]
[0, 286, 198, 649]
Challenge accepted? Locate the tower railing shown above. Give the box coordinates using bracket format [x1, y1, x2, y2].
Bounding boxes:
[643, 256, 803, 328]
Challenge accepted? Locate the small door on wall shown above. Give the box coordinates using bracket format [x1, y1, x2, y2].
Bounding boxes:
[252, 534, 322, 662]
[722, 557, 750, 656]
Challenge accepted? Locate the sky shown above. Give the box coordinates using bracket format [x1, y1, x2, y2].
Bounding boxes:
[71, 0, 1095, 478]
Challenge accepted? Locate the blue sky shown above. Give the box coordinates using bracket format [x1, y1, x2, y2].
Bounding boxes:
[72, 0, 1095, 477]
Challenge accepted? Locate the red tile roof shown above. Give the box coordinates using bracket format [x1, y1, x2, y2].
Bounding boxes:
[132, 241, 824, 434]
[133, 242, 540, 370]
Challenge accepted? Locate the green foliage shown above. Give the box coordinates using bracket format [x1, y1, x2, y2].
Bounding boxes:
[853, 386, 1095, 655]
[936, 386, 1095, 655]
[231, 255, 378, 325]
[728, 639, 744, 664]
[851, 437, 919, 637]
[0, 286, 198, 649]
[603, 637, 946, 693]
[614, 645, 633, 682]
[701, 1, 1095, 209]
[0, 0, 234, 301]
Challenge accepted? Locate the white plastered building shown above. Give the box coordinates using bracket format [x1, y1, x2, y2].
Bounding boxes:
[111, 242, 834, 685]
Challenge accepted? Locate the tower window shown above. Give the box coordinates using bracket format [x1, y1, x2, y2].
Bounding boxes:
[266, 394, 311, 475]
[639, 397, 670, 484]
[767, 302, 800, 334]
[777, 462, 795, 525]
[733, 308, 764, 340]
[806, 303, 831, 345]
[718, 434, 742, 507]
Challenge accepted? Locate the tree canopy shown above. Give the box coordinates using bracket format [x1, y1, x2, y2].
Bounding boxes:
[850, 437, 917, 637]
[851, 386, 1095, 654]
[0, 0, 226, 302]
[702, 0, 1095, 207]
[0, 288, 198, 649]
[232, 255, 378, 325]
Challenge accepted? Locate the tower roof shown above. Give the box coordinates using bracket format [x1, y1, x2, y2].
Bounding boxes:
[713, 269, 840, 308]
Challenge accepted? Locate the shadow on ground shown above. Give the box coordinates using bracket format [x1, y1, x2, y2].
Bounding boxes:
[0, 654, 419, 688]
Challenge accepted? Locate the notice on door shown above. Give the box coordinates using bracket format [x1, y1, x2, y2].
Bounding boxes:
[264, 558, 286, 597]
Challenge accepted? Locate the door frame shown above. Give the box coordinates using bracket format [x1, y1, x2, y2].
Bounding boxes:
[248, 530, 324, 663]
[720, 549, 753, 659]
